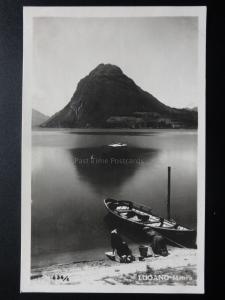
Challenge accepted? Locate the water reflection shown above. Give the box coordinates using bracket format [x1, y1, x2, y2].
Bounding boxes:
[68, 130, 158, 136]
[31, 130, 197, 267]
[69, 147, 160, 194]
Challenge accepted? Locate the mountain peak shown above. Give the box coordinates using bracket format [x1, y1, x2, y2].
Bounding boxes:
[41, 64, 197, 128]
[89, 63, 123, 77]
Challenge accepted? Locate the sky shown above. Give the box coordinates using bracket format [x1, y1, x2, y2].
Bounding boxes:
[32, 17, 198, 116]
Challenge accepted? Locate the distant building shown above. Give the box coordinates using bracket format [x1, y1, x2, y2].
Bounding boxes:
[106, 116, 146, 128]
[171, 122, 184, 128]
[157, 118, 172, 125]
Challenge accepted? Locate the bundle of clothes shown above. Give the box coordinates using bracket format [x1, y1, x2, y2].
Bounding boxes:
[110, 227, 168, 263]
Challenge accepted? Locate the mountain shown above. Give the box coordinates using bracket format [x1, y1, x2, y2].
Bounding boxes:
[32, 109, 49, 127]
[41, 63, 197, 129]
[185, 106, 198, 112]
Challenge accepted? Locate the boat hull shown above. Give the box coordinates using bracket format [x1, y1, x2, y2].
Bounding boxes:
[104, 198, 196, 246]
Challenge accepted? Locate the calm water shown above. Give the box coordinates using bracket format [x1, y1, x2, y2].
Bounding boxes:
[31, 129, 197, 267]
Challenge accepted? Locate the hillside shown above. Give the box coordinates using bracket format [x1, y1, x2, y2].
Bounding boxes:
[41, 64, 197, 129]
[32, 109, 49, 127]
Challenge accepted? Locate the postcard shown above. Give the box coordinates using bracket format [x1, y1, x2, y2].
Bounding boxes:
[21, 6, 206, 293]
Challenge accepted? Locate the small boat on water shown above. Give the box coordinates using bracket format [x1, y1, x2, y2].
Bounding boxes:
[102, 143, 128, 158]
[104, 198, 196, 245]
[108, 143, 127, 148]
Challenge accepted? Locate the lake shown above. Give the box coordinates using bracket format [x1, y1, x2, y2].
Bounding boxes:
[31, 129, 197, 268]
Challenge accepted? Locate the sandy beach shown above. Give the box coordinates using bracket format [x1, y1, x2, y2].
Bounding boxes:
[31, 245, 197, 287]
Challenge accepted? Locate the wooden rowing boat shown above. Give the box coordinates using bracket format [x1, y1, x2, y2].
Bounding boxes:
[104, 198, 196, 245]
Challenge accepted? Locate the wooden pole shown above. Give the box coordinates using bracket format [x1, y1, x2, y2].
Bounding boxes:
[167, 166, 171, 220]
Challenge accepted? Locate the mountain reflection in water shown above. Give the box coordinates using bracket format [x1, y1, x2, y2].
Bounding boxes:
[69, 147, 159, 193]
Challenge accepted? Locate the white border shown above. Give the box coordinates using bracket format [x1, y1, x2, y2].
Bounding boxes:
[21, 6, 206, 293]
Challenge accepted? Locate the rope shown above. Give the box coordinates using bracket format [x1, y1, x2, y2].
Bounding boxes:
[164, 236, 188, 249]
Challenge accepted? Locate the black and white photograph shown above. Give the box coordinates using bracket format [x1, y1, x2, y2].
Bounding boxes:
[21, 6, 206, 293]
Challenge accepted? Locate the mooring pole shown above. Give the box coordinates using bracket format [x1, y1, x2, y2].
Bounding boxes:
[167, 166, 171, 220]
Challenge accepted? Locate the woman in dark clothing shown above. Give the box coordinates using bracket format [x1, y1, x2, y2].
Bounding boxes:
[110, 229, 134, 262]
[110, 229, 123, 255]
[143, 228, 168, 257]
[117, 241, 134, 263]
[151, 235, 168, 256]
[117, 241, 132, 257]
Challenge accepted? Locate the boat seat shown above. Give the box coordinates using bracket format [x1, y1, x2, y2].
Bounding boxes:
[116, 209, 133, 213]
[118, 210, 136, 218]
[146, 220, 161, 224]
[128, 215, 142, 222]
